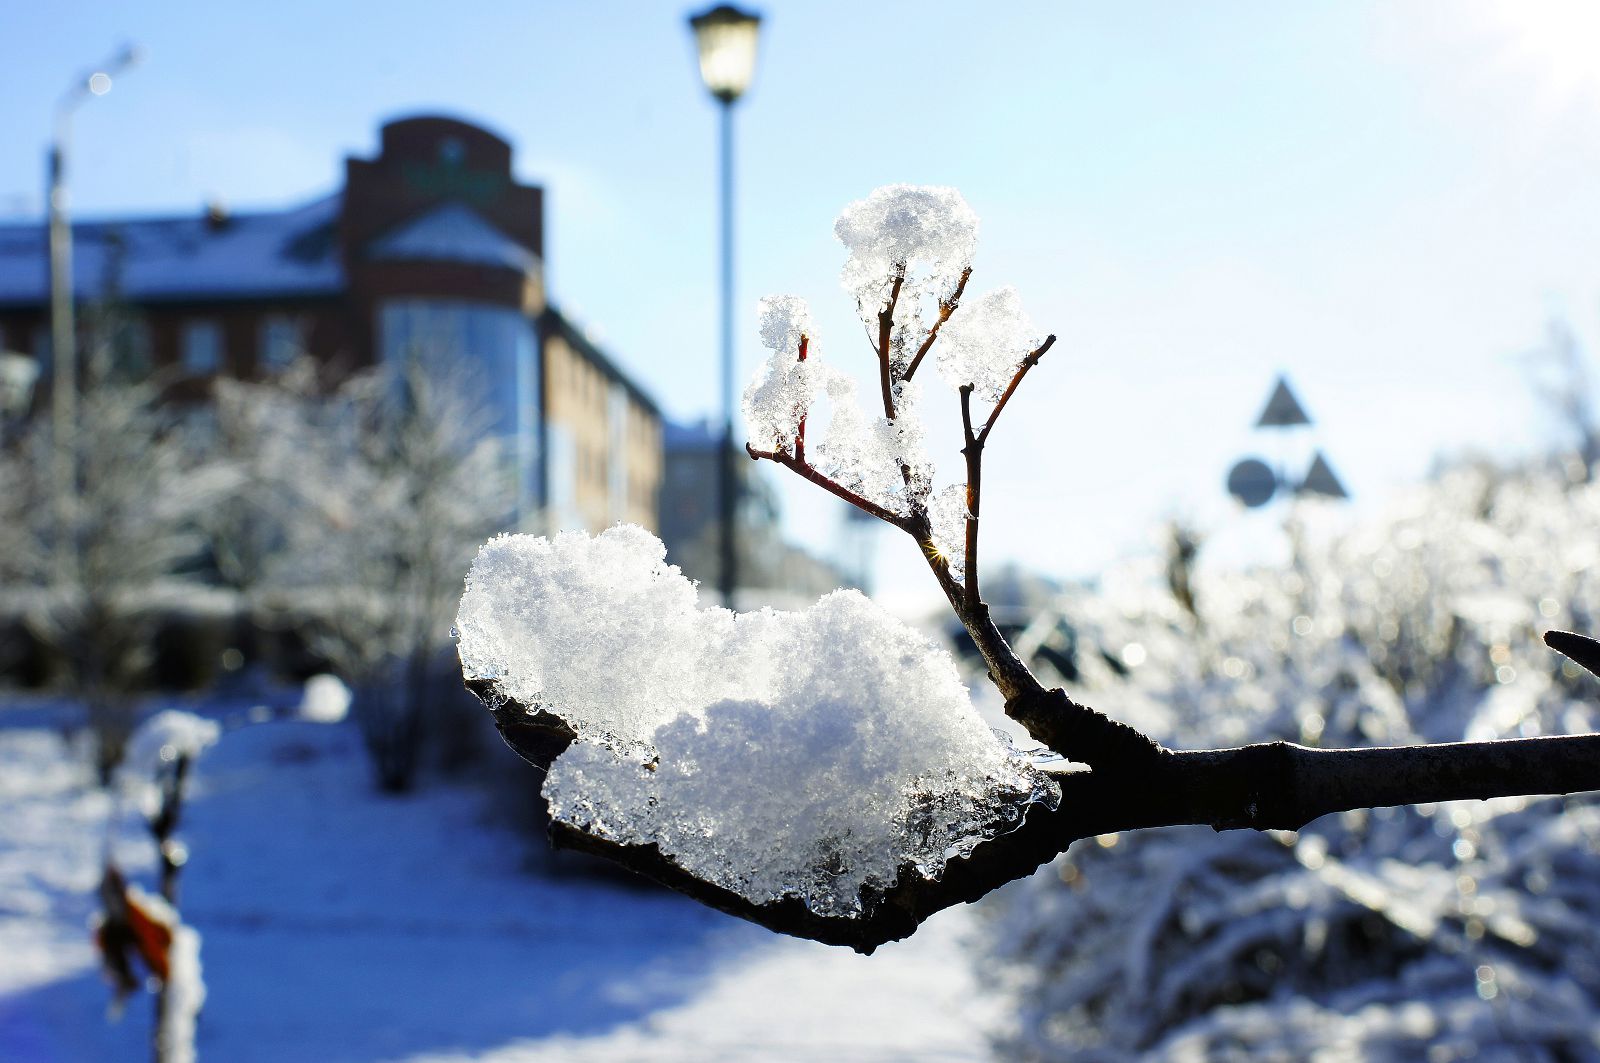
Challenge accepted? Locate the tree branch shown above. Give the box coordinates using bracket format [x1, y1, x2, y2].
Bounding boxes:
[903, 266, 972, 383]
[1547, 628, 1600, 678]
[793, 335, 809, 465]
[959, 385, 981, 610]
[876, 264, 907, 420]
[476, 682, 1600, 955]
[977, 334, 1056, 447]
[745, 443, 911, 531]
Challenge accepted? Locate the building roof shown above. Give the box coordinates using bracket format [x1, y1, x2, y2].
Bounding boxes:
[540, 306, 660, 417]
[368, 202, 539, 273]
[664, 418, 722, 452]
[0, 194, 344, 308]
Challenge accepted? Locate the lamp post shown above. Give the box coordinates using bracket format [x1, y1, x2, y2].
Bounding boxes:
[688, 4, 761, 607]
[48, 43, 141, 585]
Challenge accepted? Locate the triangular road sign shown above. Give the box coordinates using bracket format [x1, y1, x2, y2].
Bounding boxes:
[1256, 376, 1311, 428]
[1298, 450, 1348, 499]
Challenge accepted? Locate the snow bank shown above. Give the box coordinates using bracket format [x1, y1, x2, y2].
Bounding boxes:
[454, 525, 1056, 916]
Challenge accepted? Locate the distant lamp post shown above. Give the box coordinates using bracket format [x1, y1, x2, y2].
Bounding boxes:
[48, 42, 141, 583]
[688, 3, 761, 606]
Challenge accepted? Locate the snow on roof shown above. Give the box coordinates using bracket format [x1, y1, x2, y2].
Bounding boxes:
[0, 194, 344, 307]
[367, 201, 539, 273]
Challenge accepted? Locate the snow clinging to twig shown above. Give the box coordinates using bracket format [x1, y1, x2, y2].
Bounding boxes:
[834, 184, 978, 322]
[937, 286, 1046, 402]
[743, 296, 820, 454]
[455, 526, 1057, 915]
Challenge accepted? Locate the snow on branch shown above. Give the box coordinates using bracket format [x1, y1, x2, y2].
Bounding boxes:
[457, 183, 1600, 953]
[455, 527, 1058, 926]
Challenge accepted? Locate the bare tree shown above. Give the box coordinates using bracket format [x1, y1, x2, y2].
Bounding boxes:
[292, 352, 514, 792]
[464, 186, 1600, 954]
[0, 309, 230, 781]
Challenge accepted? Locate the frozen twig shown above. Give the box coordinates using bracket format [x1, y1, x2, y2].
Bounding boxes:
[876, 264, 907, 419]
[978, 334, 1056, 446]
[745, 442, 911, 530]
[903, 266, 972, 383]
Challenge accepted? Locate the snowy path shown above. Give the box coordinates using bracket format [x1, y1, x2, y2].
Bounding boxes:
[0, 717, 999, 1061]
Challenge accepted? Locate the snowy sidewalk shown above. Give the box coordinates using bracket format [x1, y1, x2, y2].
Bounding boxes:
[0, 718, 999, 1061]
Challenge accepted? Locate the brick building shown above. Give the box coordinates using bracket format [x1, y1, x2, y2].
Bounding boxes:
[0, 115, 661, 532]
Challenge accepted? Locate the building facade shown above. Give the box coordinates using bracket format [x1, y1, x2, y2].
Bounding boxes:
[0, 115, 661, 533]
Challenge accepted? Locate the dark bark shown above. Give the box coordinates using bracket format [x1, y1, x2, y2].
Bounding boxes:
[474, 681, 1600, 955]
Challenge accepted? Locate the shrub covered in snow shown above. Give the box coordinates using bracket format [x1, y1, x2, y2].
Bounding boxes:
[982, 463, 1600, 1060]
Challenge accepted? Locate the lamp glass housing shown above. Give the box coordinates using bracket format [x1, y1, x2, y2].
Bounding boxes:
[690, 5, 761, 103]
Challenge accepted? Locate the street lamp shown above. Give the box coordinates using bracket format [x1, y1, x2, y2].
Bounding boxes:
[48, 43, 140, 584]
[688, 3, 761, 606]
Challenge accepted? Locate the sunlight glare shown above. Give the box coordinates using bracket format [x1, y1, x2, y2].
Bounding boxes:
[1480, 0, 1600, 109]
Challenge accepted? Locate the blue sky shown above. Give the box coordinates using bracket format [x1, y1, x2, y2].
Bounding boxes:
[7, 1, 1600, 603]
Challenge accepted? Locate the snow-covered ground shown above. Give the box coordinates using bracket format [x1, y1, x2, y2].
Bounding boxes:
[0, 711, 1000, 1062]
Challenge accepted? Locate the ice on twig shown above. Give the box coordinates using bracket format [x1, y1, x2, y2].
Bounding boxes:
[834, 185, 978, 328]
[455, 526, 1058, 916]
[937, 286, 1045, 401]
[927, 483, 971, 577]
[743, 296, 819, 454]
[808, 372, 932, 517]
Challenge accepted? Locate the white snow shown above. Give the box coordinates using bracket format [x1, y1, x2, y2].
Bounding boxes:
[808, 371, 927, 516]
[122, 710, 221, 778]
[834, 185, 978, 324]
[0, 712, 1002, 1062]
[935, 286, 1045, 402]
[742, 296, 820, 454]
[455, 526, 1056, 915]
[124, 883, 206, 1063]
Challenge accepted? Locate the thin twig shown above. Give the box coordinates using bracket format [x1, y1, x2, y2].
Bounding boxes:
[793, 335, 808, 465]
[746, 443, 911, 530]
[977, 335, 1057, 446]
[959, 384, 981, 610]
[876, 264, 907, 420]
[904, 266, 972, 382]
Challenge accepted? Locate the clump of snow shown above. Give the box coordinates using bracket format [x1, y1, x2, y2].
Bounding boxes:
[807, 372, 931, 517]
[834, 185, 977, 319]
[298, 673, 351, 723]
[743, 296, 819, 453]
[122, 711, 221, 780]
[936, 286, 1044, 401]
[755, 293, 814, 356]
[455, 526, 1056, 915]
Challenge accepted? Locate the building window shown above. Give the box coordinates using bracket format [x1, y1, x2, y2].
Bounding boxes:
[259, 315, 303, 374]
[182, 320, 223, 376]
[379, 298, 540, 520]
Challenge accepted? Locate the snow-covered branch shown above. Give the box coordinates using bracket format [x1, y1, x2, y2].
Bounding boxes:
[457, 184, 1600, 956]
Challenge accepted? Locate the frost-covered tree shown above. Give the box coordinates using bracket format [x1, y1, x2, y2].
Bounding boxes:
[0, 313, 231, 781]
[292, 352, 514, 792]
[983, 466, 1600, 1059]
[454, 185, 1600, 955]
